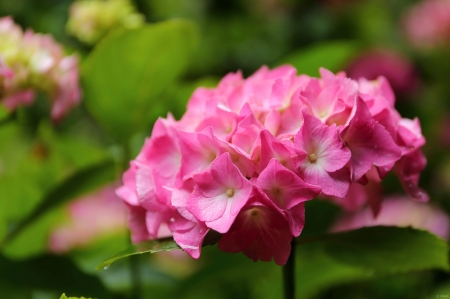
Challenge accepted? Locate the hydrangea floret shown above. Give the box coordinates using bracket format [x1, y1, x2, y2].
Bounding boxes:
[116, 65, 427, 265]
[0, 17, 80, 121]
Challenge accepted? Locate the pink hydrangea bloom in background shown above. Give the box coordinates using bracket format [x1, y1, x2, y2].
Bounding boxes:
[117, 64, 428, 265]
[0, 16, 80, 121]
[403, 0, 450, 49]
[49, 184, 127, 253]
[331, 196, 450, 240]
[345, 49, 421, 96]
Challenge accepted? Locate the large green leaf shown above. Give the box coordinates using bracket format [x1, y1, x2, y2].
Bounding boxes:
[276, 40, 361, 76]
[82, 20, 199, 141]
[167, 227, 448, 299]
[0, 159, 116, 252]
[298, 226, 449, 274]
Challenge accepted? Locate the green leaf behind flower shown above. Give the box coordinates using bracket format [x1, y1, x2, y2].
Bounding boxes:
[126, 226, 448, 299]
[82, 20, 199, 141]
[298, 226, 449, 274]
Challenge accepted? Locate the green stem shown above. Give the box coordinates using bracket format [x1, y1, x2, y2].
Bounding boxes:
[283, 240, 296, 299]
[129, 253, 142, 299]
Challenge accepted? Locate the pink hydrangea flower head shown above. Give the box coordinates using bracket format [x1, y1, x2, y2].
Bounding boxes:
[116, 64, 428, 264]
[0, 17, 80, 121]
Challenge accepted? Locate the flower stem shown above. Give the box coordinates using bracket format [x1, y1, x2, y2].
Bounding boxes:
[283, 240, 296, 299]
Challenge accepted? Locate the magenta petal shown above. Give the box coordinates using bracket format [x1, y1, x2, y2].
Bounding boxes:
[173, 221, 209, 259]
[124, 203, 151, 243]
[260, 129, 302, 172]
[285, 203, 305, 237]
[341, 97, 402, 181]
[256, 159, 321, 209]
[303, 163, 350, 198]
[218, 189, 293, 265]
[394, 149, 429, 202]
[116, 163, 140, 206]
[296, 112, 351, 173]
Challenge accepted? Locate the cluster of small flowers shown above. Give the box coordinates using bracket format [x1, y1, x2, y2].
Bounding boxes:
[67, 0, 145, 45]
[0, 17, 80, 121]
[403, 0, 450, 49]
[116, 65, 427, 265]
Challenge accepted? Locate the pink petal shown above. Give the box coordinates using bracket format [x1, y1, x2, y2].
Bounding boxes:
[218, 188, 293, 265]
[340, 97, 402, 181]
[186, 153, 253, 233]
[256, 159, 321, 209]
[178, 127, 219, 180]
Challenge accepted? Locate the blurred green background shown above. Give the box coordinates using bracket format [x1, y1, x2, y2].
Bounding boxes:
[1, 0, 450, 298]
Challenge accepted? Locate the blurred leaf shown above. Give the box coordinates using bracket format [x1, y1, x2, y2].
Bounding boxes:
[173, 227, 448, 299]
[0, 159, 116, 251]
[0, 254, 111, 299]
[300, 226, 449, 274]
[82, 20, 199, 141]
[96, 238, 181, 270]
[0, 106, 9, 122]
[276, 40, 361, 76]
[428, 282, 450, 299]
[286, 226, 449, 299]
[0, 122, 111, 258]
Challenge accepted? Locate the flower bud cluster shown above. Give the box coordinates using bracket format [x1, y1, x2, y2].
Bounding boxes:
[0, 17, 80, 121]
[117, 65, 427, 265]
[67, 0, 145, 45]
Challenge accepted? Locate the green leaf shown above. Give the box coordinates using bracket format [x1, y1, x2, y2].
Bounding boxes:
[276, 40, 361, 76]
[170, 227, 449, 299]
[82, 20, 199, 141]
[96, 238, 181, 270]
[299, 226, 449, 274]
[0, 106, 9, 122]
[0, 159, 116, 249]
[0, 254, 110, 298]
